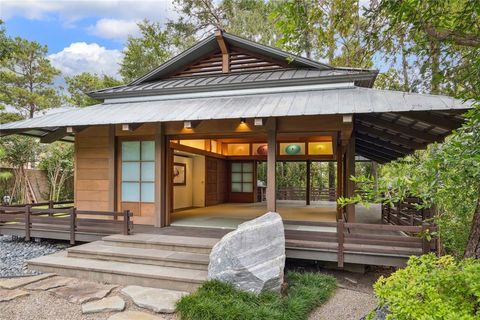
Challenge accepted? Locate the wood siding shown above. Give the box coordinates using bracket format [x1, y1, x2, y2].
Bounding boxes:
[75, 125, 114, 211]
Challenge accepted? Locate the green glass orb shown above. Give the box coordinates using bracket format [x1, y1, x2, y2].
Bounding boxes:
[285, 144, 301, 155]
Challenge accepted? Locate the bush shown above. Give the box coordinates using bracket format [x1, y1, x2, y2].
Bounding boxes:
[373, 254, 480, 319]
[176, 271, 336, 320]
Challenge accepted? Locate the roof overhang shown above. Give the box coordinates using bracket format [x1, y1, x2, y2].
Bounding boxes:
[0, 86, 472, 163]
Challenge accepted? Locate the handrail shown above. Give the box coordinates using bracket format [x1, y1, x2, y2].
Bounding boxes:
[0, 205, 133, 245]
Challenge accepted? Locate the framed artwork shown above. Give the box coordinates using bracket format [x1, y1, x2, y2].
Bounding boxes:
[173, 162, 186, 186]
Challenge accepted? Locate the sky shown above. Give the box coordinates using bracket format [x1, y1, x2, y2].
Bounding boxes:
[0, 0, 178, 78]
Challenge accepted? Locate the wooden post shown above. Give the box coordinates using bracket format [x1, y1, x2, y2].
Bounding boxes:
[69, 207, 76, 245]
[337, 219, 344, 268]
[336, 145, 343, 220]
[422, 222, 431, 253]
[123, 210, 130, 235]
[345, 137, 356, 222]
[267, 119, 277, 212]
[25, 205, 31, 241]
[306, 160, 311, 206]
[155, 123, 166, 227]
[48, 200, 54, 217]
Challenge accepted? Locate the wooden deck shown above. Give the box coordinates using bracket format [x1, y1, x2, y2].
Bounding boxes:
[0, 204, 436, 267]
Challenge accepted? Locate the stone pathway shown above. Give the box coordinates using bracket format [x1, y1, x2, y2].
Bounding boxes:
[122, 286, 187, 313]
[0, 273, 180, 320]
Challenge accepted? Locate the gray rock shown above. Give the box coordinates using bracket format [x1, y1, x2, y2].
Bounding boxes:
[361, 304, 391, 320]
[208, 212, 285, 294]
[82, 296, 126, 314]
[121, 285, 187, 313]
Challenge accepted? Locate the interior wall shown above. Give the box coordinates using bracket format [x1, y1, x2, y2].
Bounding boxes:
[192, 155, 205, 207]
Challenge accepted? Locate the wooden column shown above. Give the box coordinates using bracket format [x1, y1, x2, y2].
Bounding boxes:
[267, 119, 277, 212]
[107, 125, 116, 211]
[306, 160, 311, 205]
[155, 123, 166, 227]
[345, 136, 356, 222]
[336, 144, 343, 220]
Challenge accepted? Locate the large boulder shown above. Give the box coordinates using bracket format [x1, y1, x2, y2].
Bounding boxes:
[207, 212, 285, 294]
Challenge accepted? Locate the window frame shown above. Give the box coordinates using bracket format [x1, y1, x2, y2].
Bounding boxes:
[230, 161, 254, 193]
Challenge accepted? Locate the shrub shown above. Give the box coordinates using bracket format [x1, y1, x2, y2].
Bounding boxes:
[374, 254, 480, 319]
[176, 271, 336, 320]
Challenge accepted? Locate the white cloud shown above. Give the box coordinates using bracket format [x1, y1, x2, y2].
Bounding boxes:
[0, 0, 176, 23]
[87, 18, 140, 40]
[48, 42, 123, 78]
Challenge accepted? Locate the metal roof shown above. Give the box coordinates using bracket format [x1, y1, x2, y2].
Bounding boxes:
[90, 68, 376, 100]
[1, 85, 471, 160]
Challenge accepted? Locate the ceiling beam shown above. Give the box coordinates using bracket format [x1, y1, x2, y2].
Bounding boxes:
[215, 30, 229, 73]
[40, 128, 68, 143]
[355, 149, 391, 163]
[122, 123, 143, 131]
[356, 124, 426, 149]
[356, 114, 439, 142]
[356, 133, 413, 154]
[66, 126, 88, 134]
[399, 111, 463, 131]
[356, 141, 405, 159]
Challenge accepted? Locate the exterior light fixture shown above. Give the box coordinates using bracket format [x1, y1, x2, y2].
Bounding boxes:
[240, 118, 246, 124]
[184, 121, 192, 129]
[254, 118, 263, 126]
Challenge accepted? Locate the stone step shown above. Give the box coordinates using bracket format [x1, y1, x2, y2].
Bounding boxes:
[102, 233, 219, 254]
[67, 241, 209, 270]
[27, 252, 207, 293]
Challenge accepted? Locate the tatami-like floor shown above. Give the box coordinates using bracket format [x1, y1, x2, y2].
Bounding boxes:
[170, 201, 382, 231]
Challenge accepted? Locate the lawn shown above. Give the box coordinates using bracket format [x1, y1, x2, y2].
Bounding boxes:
[176, 271, 336, 320]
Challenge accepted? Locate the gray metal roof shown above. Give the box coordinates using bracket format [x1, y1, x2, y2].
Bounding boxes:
[1, 84, 470, 131]
[90, 68, 376, 100]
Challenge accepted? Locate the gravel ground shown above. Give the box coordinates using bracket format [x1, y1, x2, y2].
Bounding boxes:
[0, 235, 69, 277]
[0, 282, 176, 320]
[309, 288, 377, 320]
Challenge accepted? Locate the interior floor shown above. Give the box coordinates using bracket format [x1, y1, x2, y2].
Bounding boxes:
[171, 200, 382, 231]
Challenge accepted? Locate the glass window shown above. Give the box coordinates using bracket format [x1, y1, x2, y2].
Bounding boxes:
[230, 162, 254, 193]
[121, 140, 155, 203]
[122, 141, 140, 161]
[122, 182, 140, 202]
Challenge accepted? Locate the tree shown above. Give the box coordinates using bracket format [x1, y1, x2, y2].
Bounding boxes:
[39, 142, 74, 201]
[120, 20, 196, 82]
[0, 37, 61, 118]
[0, 20, 12, 62]
[65, 72, 123, 107]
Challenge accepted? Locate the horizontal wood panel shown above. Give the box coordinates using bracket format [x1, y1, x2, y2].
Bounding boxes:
[76, 169, 109, 180]
[76, 137, 110, 148]
[76, 190, 110, 202]
[76, 158, 109, 169]
[78, 125, 110, 137]
[76, 180, 110, 191]
[76, 147, 111, 158]
[75, 200, 111, 211]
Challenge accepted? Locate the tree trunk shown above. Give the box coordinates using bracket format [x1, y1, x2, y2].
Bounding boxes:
[464, 194, 480, 258]
[400, 32, 410, 92]
[328, 162, 335, 189]
[429, 40, 441, 94]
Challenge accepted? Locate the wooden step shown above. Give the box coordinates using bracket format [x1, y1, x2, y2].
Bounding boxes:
[67, 241, 209, 270]
[102, 233, 219, 254]
[27, 252, 207, 292]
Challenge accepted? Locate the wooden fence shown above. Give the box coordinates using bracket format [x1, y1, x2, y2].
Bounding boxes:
[276, 187, 336, 201]
[5, 200, 74, 209]
[382, 197, 433, 226]
[0, 205, 133, 245]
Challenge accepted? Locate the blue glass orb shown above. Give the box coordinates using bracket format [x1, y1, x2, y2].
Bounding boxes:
[285, 144, 301, 155]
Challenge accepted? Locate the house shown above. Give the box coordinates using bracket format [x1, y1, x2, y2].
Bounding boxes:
[0, 31, 471, 273]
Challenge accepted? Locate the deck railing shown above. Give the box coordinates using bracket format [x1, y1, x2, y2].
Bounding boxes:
[4, 200, 74, 209]
[275, 187, 337, 201]
[381, 197, 433, 226]
[0, 205, 133, 245]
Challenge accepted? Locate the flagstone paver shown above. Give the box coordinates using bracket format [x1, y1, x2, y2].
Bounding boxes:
[49, 281, 117, 304]
[0, 273, 55, 289]
[121, 285, 187, 313]
[108, 311, 165, 320]
[24, 276, 72, 290]
[82, 295, 126, 314]
[0, 288, 29, 302]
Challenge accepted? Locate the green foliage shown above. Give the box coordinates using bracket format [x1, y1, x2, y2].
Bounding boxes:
[120, 19, 196, 82]
[39, 142, 74, 201]
[65, 72, 123, 107]
[0, 37, 61, 118]
[176, 271, 336, 320]
[374, 254, 480, 320]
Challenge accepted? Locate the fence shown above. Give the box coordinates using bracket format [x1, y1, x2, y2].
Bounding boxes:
[275, 187, 336, 201]
[0, 204, 133, 245]
[382, 197, 433, 226]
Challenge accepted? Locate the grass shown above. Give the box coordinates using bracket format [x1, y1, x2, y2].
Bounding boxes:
[176, 271, 336, 320]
